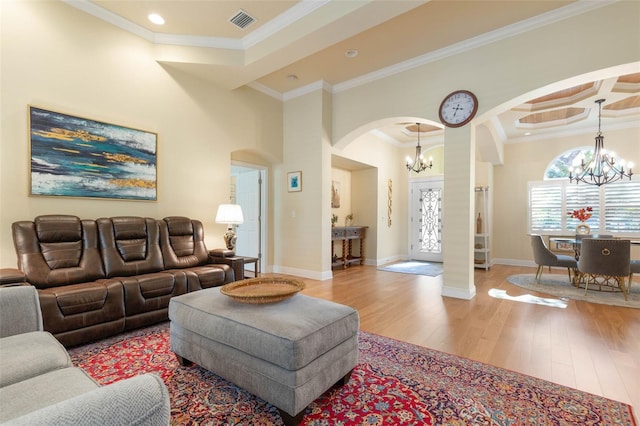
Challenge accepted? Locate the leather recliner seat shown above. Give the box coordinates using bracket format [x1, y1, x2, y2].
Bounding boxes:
[159, 216, 233, 292]
[12, 214, 234, 347]
[97, 217, 188, 331]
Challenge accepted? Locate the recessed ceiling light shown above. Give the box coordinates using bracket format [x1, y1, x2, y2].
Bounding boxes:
[148, 13, 165, 25]
[524, 132, 532, 136]
[345, 49, 358, 58]
[286, 74, 298, 81]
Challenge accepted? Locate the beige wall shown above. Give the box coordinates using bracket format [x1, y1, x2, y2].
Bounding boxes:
[351, 168, 378, 262]
[330, 168, 352, 223]
[330, 166, 379, 262]
[0, 1, 282, 267]
[335, 131, 412, 264]
[277, 89, 332, 277]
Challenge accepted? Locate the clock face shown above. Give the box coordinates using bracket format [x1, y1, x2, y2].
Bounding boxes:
[439, 90, 478, 128]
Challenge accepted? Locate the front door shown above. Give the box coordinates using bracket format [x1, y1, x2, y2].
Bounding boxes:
[410, 178, 444, 262]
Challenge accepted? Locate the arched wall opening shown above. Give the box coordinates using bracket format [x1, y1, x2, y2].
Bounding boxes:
[330, 116, 445, 266]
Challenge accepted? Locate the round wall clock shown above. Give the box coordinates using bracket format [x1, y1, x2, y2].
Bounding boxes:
[439, 90, 478, 128]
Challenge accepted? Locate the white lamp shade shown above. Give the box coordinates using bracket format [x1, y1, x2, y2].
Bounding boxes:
[215, 204, 244, 224]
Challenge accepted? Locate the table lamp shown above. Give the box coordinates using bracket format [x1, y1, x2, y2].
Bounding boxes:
[215, 204, 244, 253]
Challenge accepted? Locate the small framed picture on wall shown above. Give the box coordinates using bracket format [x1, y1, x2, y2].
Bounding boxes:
[287, 171, 302, 192]
[331, 180, 340, 208]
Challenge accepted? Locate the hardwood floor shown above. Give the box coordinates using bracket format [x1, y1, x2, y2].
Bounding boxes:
[292, 264, 639, 420]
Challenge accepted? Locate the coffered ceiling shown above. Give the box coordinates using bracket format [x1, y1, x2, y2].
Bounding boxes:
[71, 0, 640, 149]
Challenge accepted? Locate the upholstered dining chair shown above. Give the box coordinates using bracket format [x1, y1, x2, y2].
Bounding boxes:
[574, 234, 613, 258]
[530, 234, 577, 283]
[630, 259, 640, 286]
[577, 238, 631, 300]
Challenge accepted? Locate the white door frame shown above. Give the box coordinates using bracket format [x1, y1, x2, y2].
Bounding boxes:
[408, 176, 444, 262]
[232, 162, 267, 274]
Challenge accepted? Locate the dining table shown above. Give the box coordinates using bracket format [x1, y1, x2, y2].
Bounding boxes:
[549, 236, 640, 260]
[548, 236, 639, 292]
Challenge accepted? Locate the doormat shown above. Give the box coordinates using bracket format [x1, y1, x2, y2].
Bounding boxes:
[378, 261, 443, 277]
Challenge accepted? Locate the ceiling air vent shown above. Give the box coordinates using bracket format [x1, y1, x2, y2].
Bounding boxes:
[228, 10, 256, 30]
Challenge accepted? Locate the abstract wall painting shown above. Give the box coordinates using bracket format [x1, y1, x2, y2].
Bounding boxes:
[29, 106, 157, 201]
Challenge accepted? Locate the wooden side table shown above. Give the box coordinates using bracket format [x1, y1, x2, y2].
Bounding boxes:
[209, 252, 259, 281]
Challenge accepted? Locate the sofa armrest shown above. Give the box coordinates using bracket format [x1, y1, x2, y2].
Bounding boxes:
[4, 374, 170, 426]
[0, 268, 26, 286]
[0, 286, 43, 337]
[209, 248, 235, 258]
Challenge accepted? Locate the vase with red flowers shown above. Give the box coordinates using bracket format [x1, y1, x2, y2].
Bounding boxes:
[567, 207, 592, 235]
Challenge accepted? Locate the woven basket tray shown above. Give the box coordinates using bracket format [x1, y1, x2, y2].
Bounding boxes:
[220, 277, 306, 304]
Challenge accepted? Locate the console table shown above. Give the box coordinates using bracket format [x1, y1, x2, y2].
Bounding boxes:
[331, 226, 367, 269]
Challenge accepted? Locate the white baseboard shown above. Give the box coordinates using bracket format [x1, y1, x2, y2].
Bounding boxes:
[492, 258, 535, 267]
[441, 284, 476, 300]
[375, 255, 408, 266]
[270, 258, 548, 282]
[271, 265, 332, 281]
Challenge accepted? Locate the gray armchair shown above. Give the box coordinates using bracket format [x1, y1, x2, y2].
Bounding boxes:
[0, 286, 171, 425]
[577, 238, 631, 299]
[530, 234, 577, 282]
[0, 285, 43, 337]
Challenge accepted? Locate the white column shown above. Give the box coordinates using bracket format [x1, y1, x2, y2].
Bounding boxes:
[441, 125, 476, 299]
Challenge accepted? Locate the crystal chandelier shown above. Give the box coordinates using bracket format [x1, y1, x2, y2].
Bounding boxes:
[405, 123, 433, 173]
[569, 99, 634, 186]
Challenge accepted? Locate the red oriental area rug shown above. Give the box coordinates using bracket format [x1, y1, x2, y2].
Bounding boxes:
[68, 323, 636, 425]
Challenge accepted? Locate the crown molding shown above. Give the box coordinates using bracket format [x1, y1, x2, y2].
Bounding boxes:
[332, 0, 619, 94]
[153, 34, 242, 49]
[505, 118, 639, 144]
[247, 82, 284, 101]
[242, 0, 330, 49]
[369, 129, 401, 147]
[67, 0, 620, 100]
[63, 0, 156, 42]
[282, 81, 333, 102]
[65, 0, 329, 50]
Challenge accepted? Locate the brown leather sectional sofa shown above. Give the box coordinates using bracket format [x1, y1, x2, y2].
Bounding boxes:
[11, 215, 234, 347]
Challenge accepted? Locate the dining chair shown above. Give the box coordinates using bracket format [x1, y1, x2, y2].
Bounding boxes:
[574, 234, 613, 258]
[577, 238, 631, 300]
[530, 234, 577, 283]
[630, 259, 640, 285]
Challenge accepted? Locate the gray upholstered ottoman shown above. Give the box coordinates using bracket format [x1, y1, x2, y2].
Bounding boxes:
[168, 288, 359, 425]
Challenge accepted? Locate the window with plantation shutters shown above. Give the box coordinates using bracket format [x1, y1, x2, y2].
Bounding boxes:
[529, 182, 562, 232]
[604, 181, 640, 232]
[528, 180, 640, 236]
[565, 184, 599, 232]
[529, 148, 639, 236]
